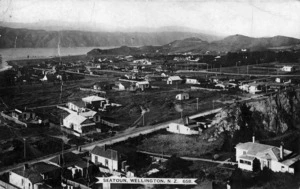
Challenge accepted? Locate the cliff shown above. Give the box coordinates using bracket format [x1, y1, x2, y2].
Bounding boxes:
[207, 89, 300, 144]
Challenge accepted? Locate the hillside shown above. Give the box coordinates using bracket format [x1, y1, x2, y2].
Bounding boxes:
[167, 34, 300, 53]
[208, 34, 300, 52]
[87, 34, 300, 56]
[0, 26, 218, 48]
[206, 89, 300, 152]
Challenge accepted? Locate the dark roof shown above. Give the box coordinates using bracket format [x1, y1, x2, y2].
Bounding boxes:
[32, 162, 60, 174]
[49, 152, 84, 167]
[91, 146, 118, 161]
[69, 101, 85, 108]
[11, 162, 59, 184]
[119, 81, 135, 89]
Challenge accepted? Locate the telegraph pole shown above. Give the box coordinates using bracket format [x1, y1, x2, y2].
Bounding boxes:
[196, 98, 199, 111]
[23, 138, 26, 159]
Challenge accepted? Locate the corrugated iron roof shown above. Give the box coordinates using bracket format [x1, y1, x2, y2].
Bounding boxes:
[91, 146, 118, 161]
[82, 95, 107, 102]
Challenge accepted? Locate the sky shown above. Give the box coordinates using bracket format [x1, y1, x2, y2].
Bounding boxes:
[0, 0, 300, 38]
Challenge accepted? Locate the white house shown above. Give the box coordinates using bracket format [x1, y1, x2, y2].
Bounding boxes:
[186, 78, 200, 85]
[167, 76, 182, 85]
[175, 93, 189, 100]
[135, 81, 150, 91]
[248, 83, 263, 94]
[63, 113, 96, 135]
[9, 163, 60, 189]
[67, 102, 85, 113]
[113, 82, 126, 91]
[82, 95, 109, 110]
[91, 146, 119, 171]
[167, 122, 200, 135]
[239, 84, 249, 92]
[66, 102, 99, 119]
[281, 66, 295, 72]
[235, 137, 300, 174]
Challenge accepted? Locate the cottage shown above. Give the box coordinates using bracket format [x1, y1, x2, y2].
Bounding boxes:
[135, 81, 150, 91]
[62, 113, 96, 135]
[176, 93, 189, 100]
[236, 137, 300, 174]
[275, 77, 292, 84]
[167, 118, 200, 135]
[209, 76, 228, 84]
[91, 146, 120, 171]
[82, 95, 109, 110]
[185, 78, 200, 85]
[113, 82, 126, 91]
[67, 102, 86, 113]
[9, 162, 60, 189]
[248, 83, 263, 94]
[167, 76, 182, 85]
[167, 123, 200, 135]
[12, 108, 36, 121]
[281, 66, 295, 72]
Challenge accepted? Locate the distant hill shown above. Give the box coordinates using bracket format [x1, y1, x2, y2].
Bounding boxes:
[208, 34, 300, 52]
[0, 26, 220, 48]
[87, 34, 300, 56]
[163, 34, 300, 53]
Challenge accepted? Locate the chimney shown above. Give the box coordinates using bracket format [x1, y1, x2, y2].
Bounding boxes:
[252, 135, 255, 143]
[125, 165, 130, 172]
[280, 142, 284, 159]
[121, 161, 127, 171]
[24, 164, 29, 171]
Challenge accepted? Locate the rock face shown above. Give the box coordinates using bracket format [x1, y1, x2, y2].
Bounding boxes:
[210, 89, 300, 142]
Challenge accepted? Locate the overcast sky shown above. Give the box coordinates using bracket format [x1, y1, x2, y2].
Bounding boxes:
[1, 0, 300, 38]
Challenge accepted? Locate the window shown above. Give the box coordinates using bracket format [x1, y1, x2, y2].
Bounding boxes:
[95, 156, 98, 164]
[240, 159, 251, 165]
[105, 159, 109, 166]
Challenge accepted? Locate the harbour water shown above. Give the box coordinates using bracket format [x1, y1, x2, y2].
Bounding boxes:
[0, 46, 116, 71]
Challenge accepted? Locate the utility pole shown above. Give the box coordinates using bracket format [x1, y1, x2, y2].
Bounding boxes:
[143, 114, 145, 126]
[196, 98, 199, 111]
[212, 100, 215, 109]
[23, 138, 26, 159]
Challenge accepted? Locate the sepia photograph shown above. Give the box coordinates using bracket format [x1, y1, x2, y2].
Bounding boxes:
[0, 0, 300, 188]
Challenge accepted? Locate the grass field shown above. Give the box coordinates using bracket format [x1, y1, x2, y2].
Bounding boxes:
[137, 132, 225, 158]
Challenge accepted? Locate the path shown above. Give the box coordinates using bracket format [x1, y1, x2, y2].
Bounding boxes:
[137, 150, 237, 165]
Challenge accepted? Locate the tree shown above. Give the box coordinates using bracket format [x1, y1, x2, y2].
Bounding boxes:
[253, 158, 261, 173]
[165, 155, 192, 174]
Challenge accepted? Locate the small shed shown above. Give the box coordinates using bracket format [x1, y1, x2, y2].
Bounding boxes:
[176, 93, 189, 100]
[167, 76, 182, 85]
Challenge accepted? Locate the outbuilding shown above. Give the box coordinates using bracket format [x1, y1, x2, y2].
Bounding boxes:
[175, 93, 189, 100]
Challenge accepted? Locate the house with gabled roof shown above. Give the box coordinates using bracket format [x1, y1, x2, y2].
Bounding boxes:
[9, 162, 60, 189]
[90, 146, 123, 172]
[167, 117, 201, 135]
[49, 152, 91, 179]
[62, 113, 96, 136]
[82, 95, 109, 110]
[235, 137, 300, 174]
[167, 76, 182, 85]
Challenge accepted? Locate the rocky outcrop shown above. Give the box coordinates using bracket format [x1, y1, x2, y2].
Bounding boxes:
[209, 89, 300, 142]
